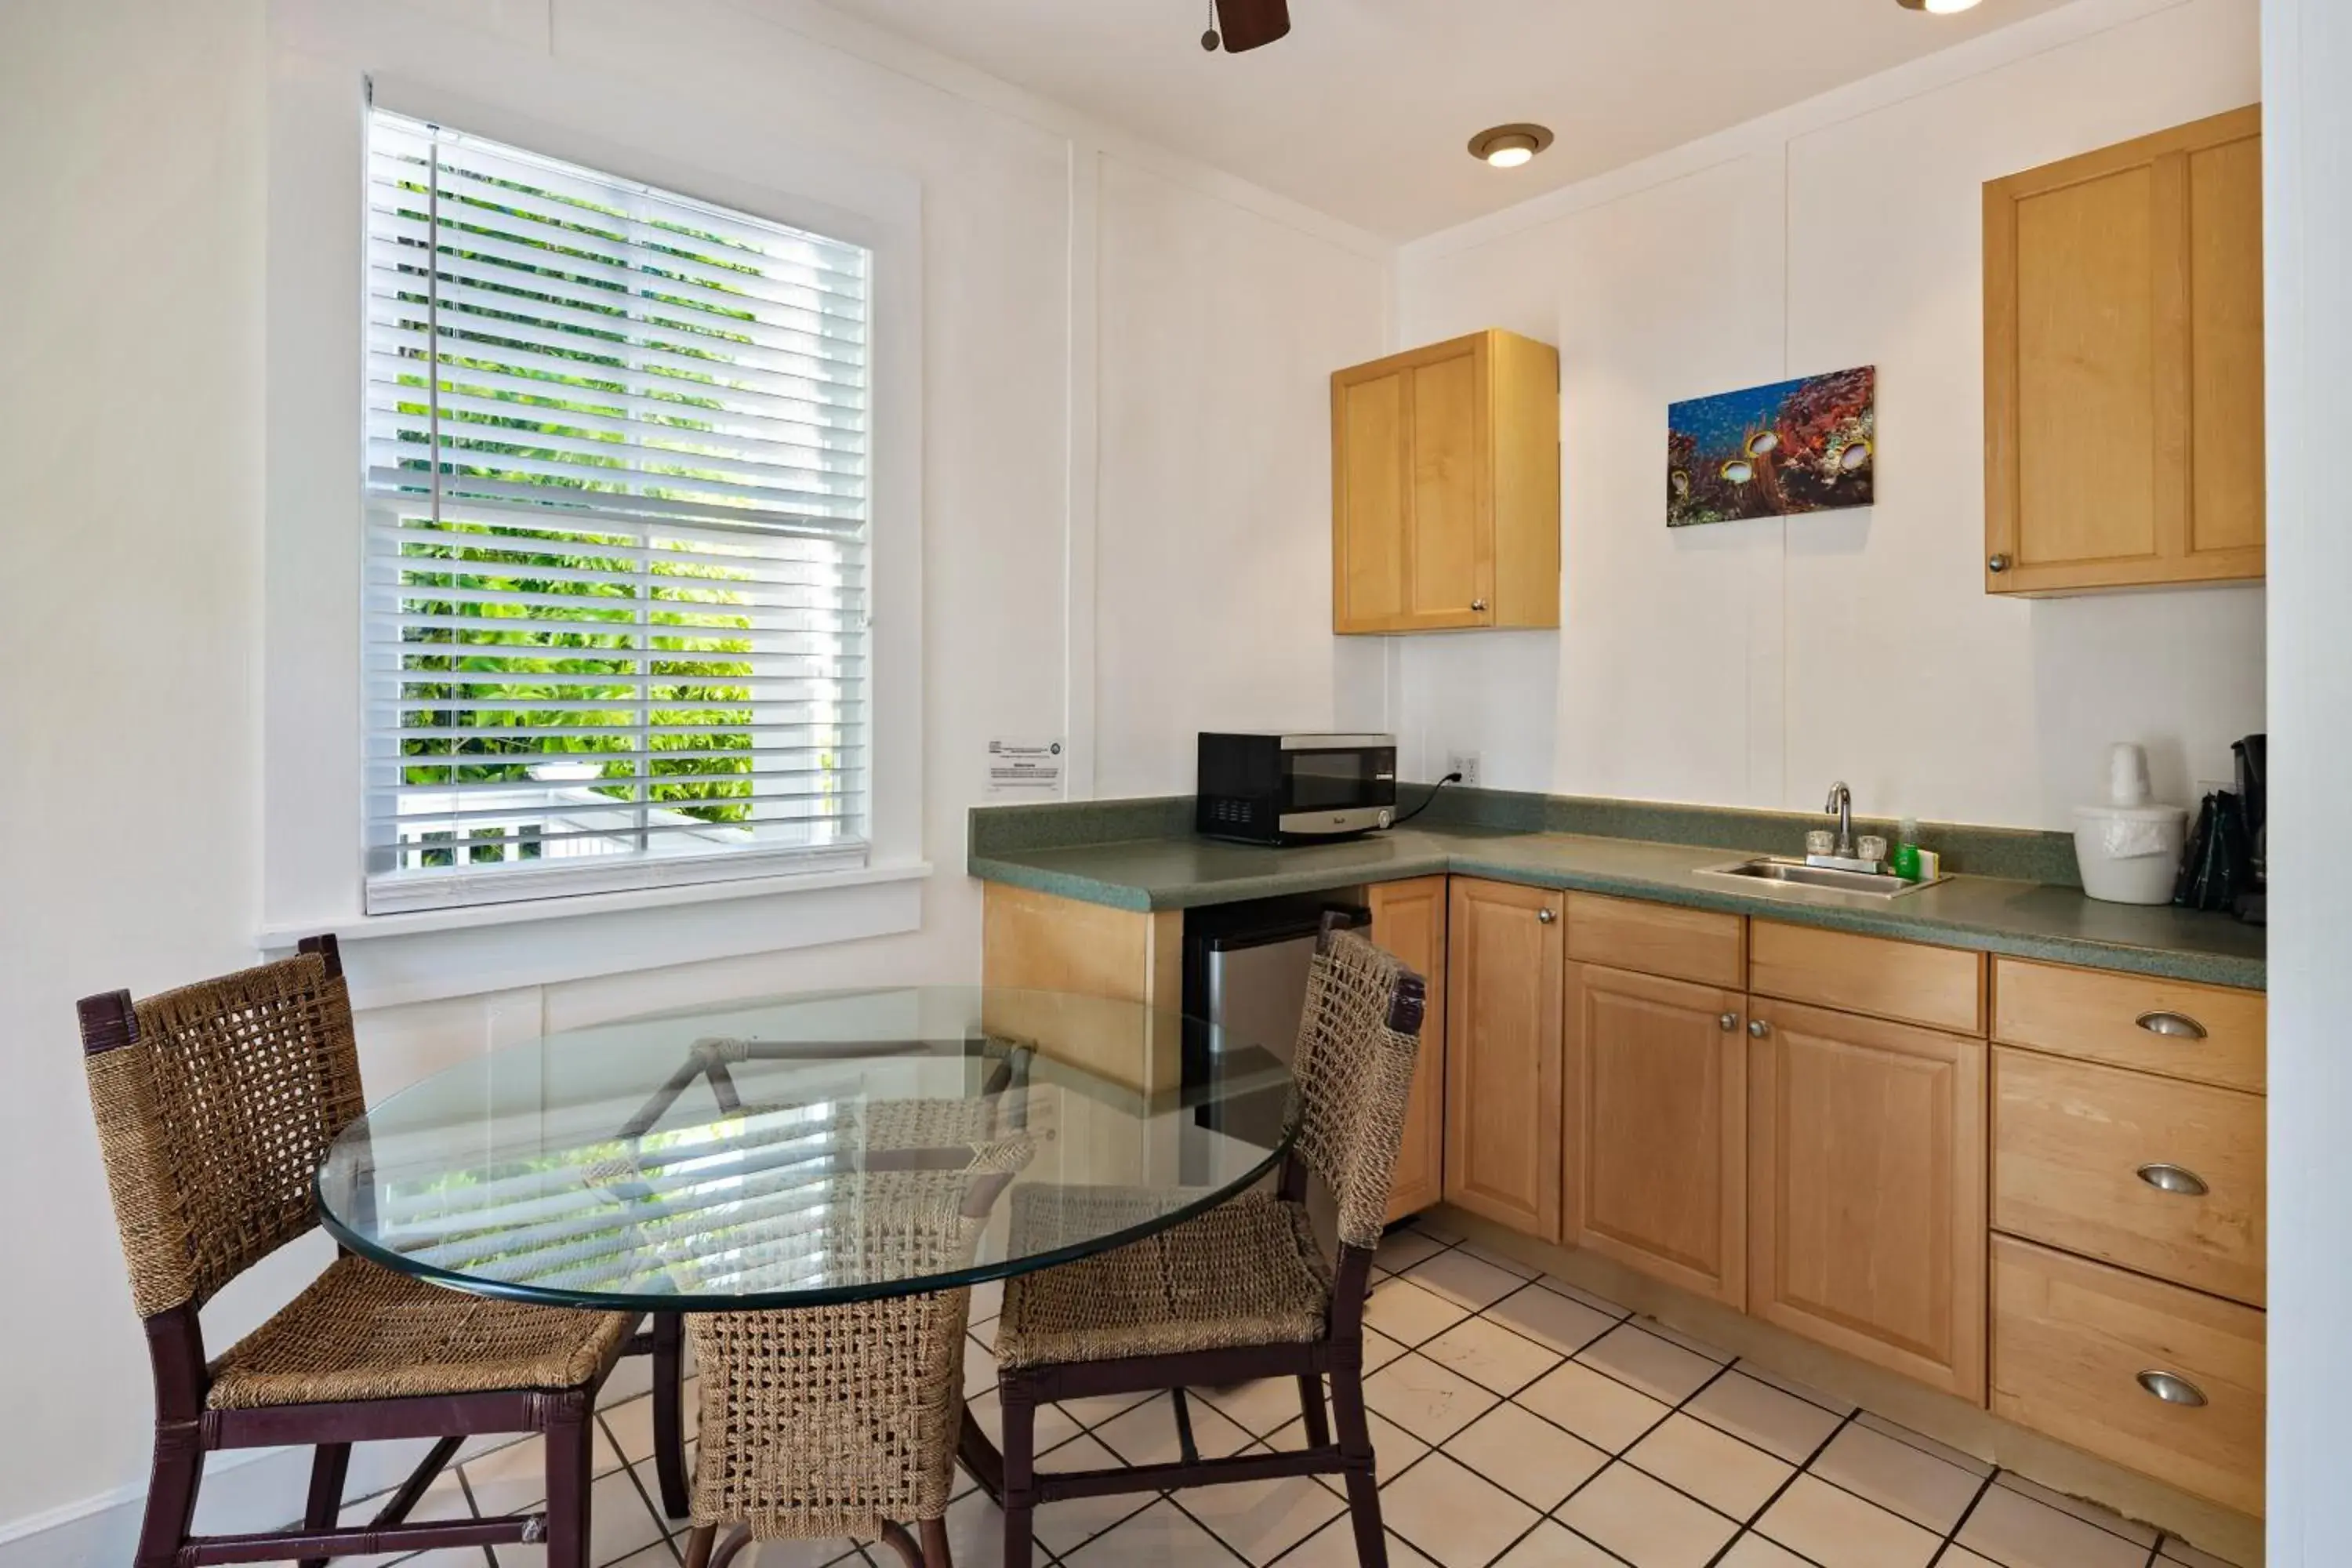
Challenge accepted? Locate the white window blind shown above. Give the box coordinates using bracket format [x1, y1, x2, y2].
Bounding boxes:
[363, 110, 872, 913]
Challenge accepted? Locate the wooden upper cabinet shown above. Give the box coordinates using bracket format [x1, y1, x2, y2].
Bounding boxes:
[1748, 1000, 1989, 1403]
[1984, 107, 2263, 594]
[1443, 877, 1566, 1240]
[1565, 964, 1748, 1307]
[1332, 330, 1560, 633]
[1368, 876, 1450, 1222]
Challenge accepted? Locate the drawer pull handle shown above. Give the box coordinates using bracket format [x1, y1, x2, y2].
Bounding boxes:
[2137, 1163, 2210, 1197]
[2136, 1370, 2209, 1408]
[1748, 1019, 1772, 1039]
[2136, 1011, 2209, 1040]
[1719, 1012, 1740, 1032]
[1537, 908, 1557, 924]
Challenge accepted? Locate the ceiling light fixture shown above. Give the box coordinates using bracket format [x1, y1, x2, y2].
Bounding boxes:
[1896, 0, 1984, 13]
[1468, 123, 1555, 169]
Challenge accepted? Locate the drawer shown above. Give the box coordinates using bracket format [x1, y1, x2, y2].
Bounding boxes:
[1751, 920, 1984, 1034]
[1566, 892, 1744, 989]
[1993, 1049, 2265, 1305]
[1991, 1235, 2264, 1517]
[1994, 958, 2264, 1093]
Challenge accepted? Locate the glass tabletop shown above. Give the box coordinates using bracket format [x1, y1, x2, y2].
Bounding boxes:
[317, 985, 1294, 1311]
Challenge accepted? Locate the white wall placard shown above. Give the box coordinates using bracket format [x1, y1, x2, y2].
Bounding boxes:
[987, 739, 1066, 797]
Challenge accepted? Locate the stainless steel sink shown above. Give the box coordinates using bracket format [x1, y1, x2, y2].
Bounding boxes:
[1697, 856, 1946, 901]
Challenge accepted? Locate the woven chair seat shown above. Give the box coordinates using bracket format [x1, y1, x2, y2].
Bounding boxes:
[205, 1255, 635, 1410]
[993, 1188, 1333, 1371]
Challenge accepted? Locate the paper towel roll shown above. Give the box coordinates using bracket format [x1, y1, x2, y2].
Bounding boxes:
[2107, 742, 2153, 808]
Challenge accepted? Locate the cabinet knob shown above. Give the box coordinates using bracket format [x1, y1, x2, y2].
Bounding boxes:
[2136, 1370, 2209, 1408]
[1536, 907, 1557, 924]
[1471, 598, 1490, 612]
[1988, 554, 2011, 573]
[1719, 1012, 1739, 1032]
[2137, 1163, 2210, 1197]
[1748, 1019, 1772, 1039]
[2136, 1011, 2208, 1040]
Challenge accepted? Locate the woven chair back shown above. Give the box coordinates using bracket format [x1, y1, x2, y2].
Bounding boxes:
[685, 1165, 999, 1541]
[82, 951, 367, 1317]
[1287, 927, 1427, 1252]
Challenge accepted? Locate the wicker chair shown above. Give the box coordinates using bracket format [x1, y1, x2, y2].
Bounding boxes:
[989, 925, 1427, 1568]
[678, 1145, 1033, 1568]
[633, 1040, 1037, 1523]
[77, 935, 638, 1568]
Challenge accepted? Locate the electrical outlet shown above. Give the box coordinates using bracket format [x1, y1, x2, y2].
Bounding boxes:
[1446, 751, 1483, 789]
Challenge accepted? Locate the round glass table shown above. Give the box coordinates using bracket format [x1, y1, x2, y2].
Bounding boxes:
[318, 985, 1296, 1311]
[315, 984, 1296, 1519]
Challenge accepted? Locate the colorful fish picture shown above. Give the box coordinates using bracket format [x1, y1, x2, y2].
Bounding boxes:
[1667, 366, 1876, 527]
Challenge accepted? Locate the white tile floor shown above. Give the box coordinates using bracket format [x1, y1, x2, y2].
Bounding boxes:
[286, 1222, 2246, 1568]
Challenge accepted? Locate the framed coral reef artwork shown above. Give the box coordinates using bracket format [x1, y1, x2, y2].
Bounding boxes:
[1668, 366, 1875, 527]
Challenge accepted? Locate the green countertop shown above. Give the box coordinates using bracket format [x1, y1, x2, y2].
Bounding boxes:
[968, 824, 2266, 991]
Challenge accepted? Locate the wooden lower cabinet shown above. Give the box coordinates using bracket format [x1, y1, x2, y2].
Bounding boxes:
[1992, 1235, 2265, 1515]
[1564, 963, 1747, 1306]
[1748, 1000, 1989, 1402]
[1443, 877, 1565, 1240]
[1369, 877, 1450, 1221]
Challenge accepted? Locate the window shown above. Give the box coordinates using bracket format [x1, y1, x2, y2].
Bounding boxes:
[363, 111, 871, 913]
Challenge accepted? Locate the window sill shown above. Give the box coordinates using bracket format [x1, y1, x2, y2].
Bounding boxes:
[258, 860, 935, 1011]
[260, 860, 932, 946]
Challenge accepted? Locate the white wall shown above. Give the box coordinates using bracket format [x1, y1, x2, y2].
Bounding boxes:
[1385, 0, 2268, 831]
[1092, 157, 1390, 795]
[0, 0, 1385, 1555]
[2260, 0, 2352, 1556]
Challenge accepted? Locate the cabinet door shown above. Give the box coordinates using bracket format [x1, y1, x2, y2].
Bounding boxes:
[2184, 125, 2265, 569]
[1332, 336, 1493, 633]
[1444, 878, 1565, 1240]
[1984, 106, 2263, 593]
[1404, 345, 1490, 626]
[1369, 876, 1450, 1222]
[1749, 1000, 1988, 1402]
[1565, 964, 1747, 1305]
[1332, 367, 1413, 630]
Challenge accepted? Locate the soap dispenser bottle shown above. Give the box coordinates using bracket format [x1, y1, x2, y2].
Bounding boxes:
[1890, 817, 1922, 882]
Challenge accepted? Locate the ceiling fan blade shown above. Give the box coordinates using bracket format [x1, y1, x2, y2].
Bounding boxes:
[1214, 0, 1290, 52]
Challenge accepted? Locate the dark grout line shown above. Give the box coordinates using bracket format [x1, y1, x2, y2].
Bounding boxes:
[1925, 1466, 2002, 1566]
[602, 1407, 685, 1565]
[446, 1465, 498, 1568]
[1697, 1393, 1861, 1568]
[1530, 1356, 1748, 1556]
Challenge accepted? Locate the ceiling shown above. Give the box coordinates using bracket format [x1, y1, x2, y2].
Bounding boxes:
[808, 0, 2078, 238]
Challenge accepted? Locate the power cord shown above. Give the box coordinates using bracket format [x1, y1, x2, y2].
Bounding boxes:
[1388, 771, 1463, 828]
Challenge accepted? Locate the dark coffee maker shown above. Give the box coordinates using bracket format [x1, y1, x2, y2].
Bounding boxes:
[2174, 732, 2267, 920]
[2235, 734, 2266, 924]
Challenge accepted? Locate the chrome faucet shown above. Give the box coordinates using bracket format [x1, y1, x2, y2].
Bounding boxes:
[1824, 781, 1855, 859]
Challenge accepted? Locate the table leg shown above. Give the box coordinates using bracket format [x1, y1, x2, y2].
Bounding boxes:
[956, 1406, 1004, 1506]
[652, 1312, 691, 1519]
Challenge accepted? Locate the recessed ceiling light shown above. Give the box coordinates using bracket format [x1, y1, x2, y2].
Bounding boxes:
[1897, 0, 1984, 13]
[1468, 124, 1555, 169]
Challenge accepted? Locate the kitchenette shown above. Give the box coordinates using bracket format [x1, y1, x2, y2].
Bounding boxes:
[967, 98, 2272, 1568]
[968, 765, 2267, 1559]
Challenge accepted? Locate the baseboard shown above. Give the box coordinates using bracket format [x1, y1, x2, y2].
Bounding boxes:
[1426, 1205, 2267, 1568]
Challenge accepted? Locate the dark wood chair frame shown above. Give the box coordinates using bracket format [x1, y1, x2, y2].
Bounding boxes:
[79, 935, 641, 1568]
[963, 964, 1428, 1568]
